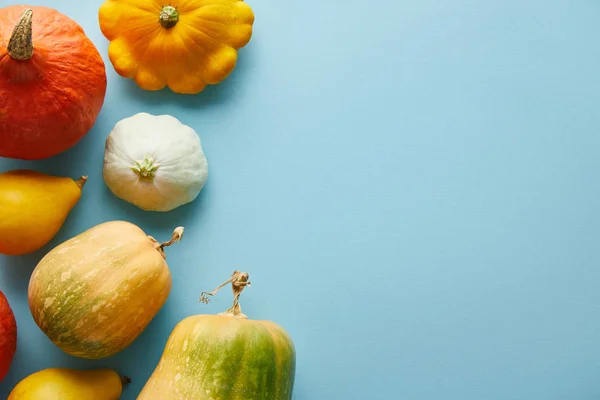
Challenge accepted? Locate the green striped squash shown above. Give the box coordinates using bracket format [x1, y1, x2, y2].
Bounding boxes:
[137, 271, 296, 400]
[137, 315, 296, 399]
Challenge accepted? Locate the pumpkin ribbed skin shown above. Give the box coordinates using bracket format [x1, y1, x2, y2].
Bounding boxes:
[138, 315, 296, 400]
[0, 292, 17, 382]
[28, 221, 173, 359]
[0, 5, 106, 160]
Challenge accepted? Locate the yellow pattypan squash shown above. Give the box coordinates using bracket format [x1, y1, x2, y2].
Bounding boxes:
[98, 0, 254, 94]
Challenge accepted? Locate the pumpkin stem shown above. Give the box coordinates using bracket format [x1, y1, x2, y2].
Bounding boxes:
[159, 6, 179, 29]
[7, 9, 34, 61]
[75, 176, 88, 190]
[200, 270, 251, 319]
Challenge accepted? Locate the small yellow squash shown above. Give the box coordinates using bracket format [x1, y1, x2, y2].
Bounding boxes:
[28, 221, 183, 359]
[8, 368, 128, 400]
[0, 170, 86, 256]
[98, 0, 255, 94]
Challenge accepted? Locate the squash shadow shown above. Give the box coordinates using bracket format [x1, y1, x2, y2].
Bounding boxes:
[0, 252, 40, 294]
[0, 330, 82, 398]
[291, 375, 309, 400]
[121, 47, 256, 110]
[0, 108, 111, 178]
[0, 150, 103, 291]
[0, 217, 88, 292]
[99, 295, 185, 396]
[98, 175, 211, 237]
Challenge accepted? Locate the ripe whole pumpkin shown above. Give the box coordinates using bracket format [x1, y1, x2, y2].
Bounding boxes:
[0, 6, 107, 160]
[0, 291, 17, 383]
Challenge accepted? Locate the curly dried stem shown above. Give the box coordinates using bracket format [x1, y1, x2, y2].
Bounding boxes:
[150, 227, 184, 259]
[200, 270, 251, 318]
[8, 9, 34, 60]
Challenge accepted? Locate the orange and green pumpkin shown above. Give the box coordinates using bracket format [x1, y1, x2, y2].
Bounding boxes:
[137, 271, 296, 400]
[28, 221, 184, 359]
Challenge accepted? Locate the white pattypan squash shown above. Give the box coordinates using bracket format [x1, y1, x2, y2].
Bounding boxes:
[103, 112, 208, 212]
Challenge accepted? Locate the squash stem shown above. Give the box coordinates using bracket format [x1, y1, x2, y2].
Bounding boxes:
[132, 156, 160, 180]
[7, 9, 34, 61]
[121, 376, 132, 387]
[200, 270, 251, 319]
[75, 176, 88, 190]
[159, 227, 185, 249]
[159, 6, 179, 29]
[153, 227, 185, 258]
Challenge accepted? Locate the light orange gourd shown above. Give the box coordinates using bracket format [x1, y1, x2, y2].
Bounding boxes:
[0, 170, 87, 256]
[28, 221, 184, 359]
[98, 0, 255, 94]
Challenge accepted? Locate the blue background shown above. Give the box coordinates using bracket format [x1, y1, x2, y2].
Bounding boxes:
[1, 0, 600, 399]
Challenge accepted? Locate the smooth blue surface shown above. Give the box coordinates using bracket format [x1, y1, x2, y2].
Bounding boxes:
[1, 0, 600, 399]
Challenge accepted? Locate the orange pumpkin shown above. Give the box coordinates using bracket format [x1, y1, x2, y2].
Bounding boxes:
[0, 6, 107, 160]
[0, 291, 17, 383]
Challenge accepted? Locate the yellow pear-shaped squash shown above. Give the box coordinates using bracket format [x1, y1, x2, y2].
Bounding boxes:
[98, 0, 255, 94]
[0, 170, 86, 256]
[8, 368, 128, 400]
[28, 221, 184, 359]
